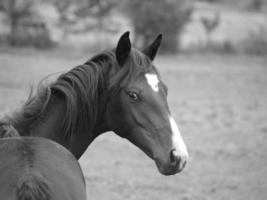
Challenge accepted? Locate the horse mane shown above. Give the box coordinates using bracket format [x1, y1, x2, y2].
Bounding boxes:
[3, 48, 155, 138]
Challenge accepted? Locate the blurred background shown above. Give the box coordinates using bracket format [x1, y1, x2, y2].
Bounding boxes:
[0, 0, 266, 199]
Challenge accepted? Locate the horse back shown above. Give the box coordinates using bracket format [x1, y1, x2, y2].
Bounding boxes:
[0, 137, 86, 200]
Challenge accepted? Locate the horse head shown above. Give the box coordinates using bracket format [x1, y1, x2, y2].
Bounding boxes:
[105, 32, 189, 175]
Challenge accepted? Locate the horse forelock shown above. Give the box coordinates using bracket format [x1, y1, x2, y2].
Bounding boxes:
[107, 48, 156, 93]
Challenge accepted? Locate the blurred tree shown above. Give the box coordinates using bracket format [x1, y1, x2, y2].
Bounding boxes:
[0, 0, 120, 47]
[75, 0, 118, 33]
[125, 0, 193, 53]
[0, 0, 34, 45]
[199, 0, 221, 3]
[46, 0, 119, 34]
[201, 12, 221, 34]
[247, 0, 263, 11]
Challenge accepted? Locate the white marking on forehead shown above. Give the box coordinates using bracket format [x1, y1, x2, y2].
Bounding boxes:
[145, 73, 159, 92]
[169, 115, 188, 157]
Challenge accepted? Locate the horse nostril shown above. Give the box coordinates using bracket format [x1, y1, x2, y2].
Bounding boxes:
[170, 149, 180, 165]
[182, 159, 187, 169]
[169, 149, 188, 172]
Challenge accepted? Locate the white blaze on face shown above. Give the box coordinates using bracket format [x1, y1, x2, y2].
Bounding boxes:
[145, 73, 159, 92]
[169, 115, 188, 158]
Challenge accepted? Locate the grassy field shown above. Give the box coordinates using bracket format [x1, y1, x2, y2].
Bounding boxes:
[0, 50, 266, 200]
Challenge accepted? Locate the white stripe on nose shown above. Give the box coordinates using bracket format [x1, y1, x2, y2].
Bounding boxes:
[169, 115, 188, 158]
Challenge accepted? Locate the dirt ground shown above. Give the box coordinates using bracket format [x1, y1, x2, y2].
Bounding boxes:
[0, 50, 266, 200]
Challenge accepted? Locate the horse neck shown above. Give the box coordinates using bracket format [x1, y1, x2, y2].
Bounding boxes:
[7, 58, 113, 159]
[23, 93, 109, 159]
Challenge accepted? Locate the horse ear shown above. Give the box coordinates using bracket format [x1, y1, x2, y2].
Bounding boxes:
[143, 34, 162, 61]
[116, 31, 131, 66]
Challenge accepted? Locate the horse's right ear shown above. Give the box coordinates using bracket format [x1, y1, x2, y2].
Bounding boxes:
[116, 31, 131, 66]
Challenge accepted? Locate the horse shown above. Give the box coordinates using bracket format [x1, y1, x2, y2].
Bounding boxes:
[0, 136, 86, 200]
[1, 32, 189, 175]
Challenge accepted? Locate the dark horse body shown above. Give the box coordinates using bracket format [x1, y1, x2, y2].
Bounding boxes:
[0, 136, 86, 200]
[1, 32, 188, 175]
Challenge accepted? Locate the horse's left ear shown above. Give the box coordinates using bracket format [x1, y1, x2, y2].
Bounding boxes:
[116, 31, 131, 66]
[143, 34, 162, 61]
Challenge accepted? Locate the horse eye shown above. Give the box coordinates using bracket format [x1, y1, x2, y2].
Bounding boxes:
[127, 91, 139, 101]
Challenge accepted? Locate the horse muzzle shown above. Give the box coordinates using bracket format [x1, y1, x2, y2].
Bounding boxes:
[155, 149, 188, 176]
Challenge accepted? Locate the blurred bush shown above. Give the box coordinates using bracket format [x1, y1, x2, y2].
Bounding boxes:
[199, 0, 221, 3]
[0, 0, 122, 49]
[8, 19, 54, 49]
[125, 0, 193, 53]
[0, 0, 54, 48]
[247, 0, 263, 11]
[242, 28, 267, 55]
[183, 40, 236, 54]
